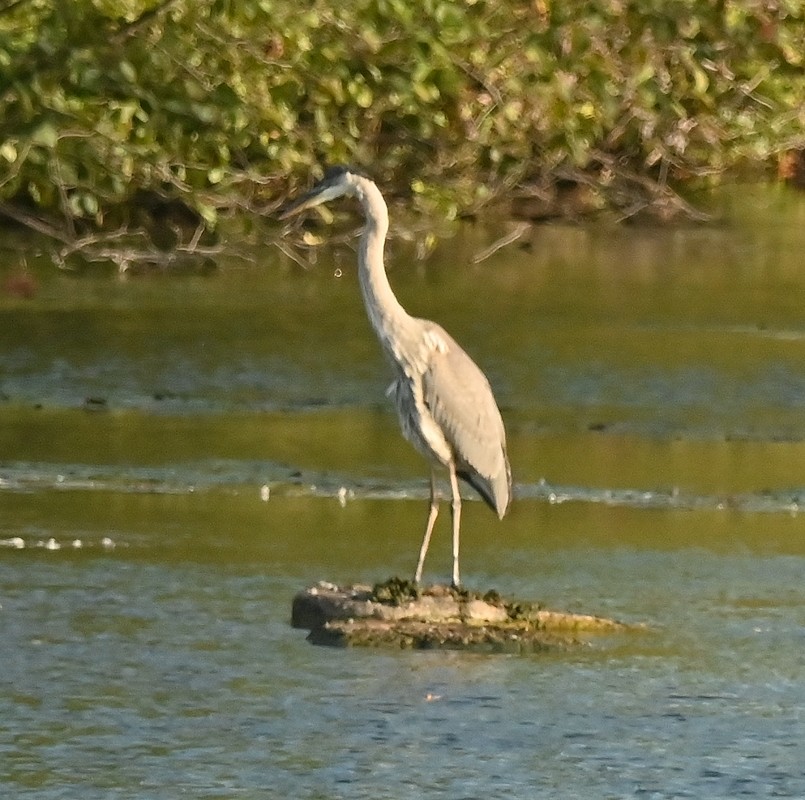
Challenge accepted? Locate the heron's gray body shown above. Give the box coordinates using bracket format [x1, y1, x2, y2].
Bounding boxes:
[385, 324, 510, 518]
[280, 166, 511, 586]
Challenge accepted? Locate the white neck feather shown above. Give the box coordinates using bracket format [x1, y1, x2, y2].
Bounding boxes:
[353, 177, 415, 360]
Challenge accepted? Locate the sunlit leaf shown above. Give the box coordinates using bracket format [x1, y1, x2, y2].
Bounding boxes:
[119, 60, 137, 83]
[0, 141, 18, 162]
[32, 122, 58, 149]
[301, 231, 324, 246]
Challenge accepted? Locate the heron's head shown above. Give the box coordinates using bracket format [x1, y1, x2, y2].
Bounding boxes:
[278, 165, 371, 220]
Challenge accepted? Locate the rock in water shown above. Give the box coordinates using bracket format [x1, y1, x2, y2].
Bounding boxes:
[292, 579, 636, 652]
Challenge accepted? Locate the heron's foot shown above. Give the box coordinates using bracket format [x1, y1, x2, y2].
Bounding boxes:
[451, 568, 461, 590]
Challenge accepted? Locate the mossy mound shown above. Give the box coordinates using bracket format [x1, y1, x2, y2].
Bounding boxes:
[292, 579, 637, 653]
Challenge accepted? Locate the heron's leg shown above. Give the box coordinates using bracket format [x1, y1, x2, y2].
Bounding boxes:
[448, 462, 462, 588]
[414, 470, 440, 584]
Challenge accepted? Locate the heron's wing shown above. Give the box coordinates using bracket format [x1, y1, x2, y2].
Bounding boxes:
[420, 323, 511, 516]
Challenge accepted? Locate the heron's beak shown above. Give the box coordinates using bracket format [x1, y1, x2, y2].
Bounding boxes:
[277, 188, 322, 220]
[278, 179, 348, 220]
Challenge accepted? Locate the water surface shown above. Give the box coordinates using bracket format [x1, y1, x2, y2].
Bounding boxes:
[2, 185, 805, 797]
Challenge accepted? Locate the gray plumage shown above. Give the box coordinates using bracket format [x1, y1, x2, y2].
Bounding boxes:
[280, 166, 511, 587]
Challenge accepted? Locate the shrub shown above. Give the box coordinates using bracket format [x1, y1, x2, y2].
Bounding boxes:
[1, 0, 802, 263]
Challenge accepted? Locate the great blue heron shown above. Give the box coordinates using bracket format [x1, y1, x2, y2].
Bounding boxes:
[279, 166, 511, 587]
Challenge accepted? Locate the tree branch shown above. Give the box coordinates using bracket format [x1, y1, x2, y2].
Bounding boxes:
[110, 0, 182, 44]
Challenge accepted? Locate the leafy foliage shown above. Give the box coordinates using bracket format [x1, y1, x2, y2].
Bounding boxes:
[0, 0, 803, 256]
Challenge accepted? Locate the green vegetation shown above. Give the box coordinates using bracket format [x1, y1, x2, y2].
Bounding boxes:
[1, 0, 803, 265]
[371, 576, 421, 604]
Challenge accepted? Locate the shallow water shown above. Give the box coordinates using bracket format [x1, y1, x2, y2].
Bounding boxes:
[2, 185, 805, 797]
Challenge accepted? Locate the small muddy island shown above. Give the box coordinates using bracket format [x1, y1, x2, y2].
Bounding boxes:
[292, 578, 637, 652]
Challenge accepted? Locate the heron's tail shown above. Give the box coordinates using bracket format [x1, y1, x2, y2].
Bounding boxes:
[458, 455, 511, 519]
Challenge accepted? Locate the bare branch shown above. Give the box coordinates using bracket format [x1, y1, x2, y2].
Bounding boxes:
[0, 202, 72, 244]
[110, 0, 182, 44]
[472, 222, 530, 264]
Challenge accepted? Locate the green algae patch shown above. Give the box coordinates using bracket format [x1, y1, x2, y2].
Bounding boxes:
[292, 580, 637, 652]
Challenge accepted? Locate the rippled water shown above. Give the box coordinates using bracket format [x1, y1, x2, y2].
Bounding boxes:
[2, 185, 805, 797]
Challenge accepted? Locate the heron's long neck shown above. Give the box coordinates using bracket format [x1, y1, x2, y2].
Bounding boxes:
[356, 180, 414, 357]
